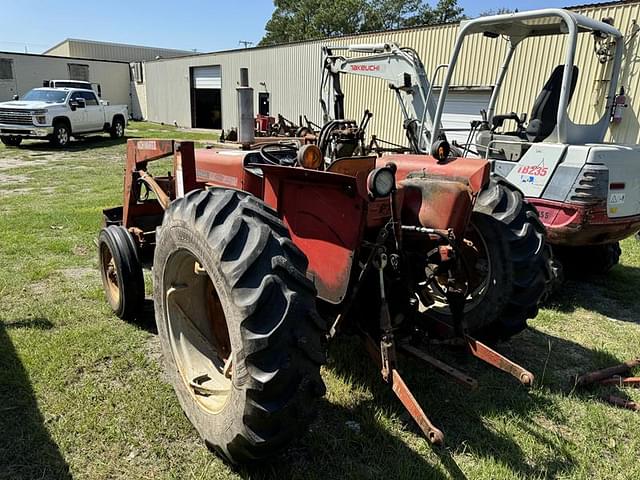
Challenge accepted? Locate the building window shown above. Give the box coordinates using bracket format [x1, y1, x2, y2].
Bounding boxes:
[68, 63, 90, 81]
[133, 62, 144, 84]
[0, 59, 14, 80]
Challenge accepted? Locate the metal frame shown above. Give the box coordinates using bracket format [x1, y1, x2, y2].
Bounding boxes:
[431, 8, 624, 149]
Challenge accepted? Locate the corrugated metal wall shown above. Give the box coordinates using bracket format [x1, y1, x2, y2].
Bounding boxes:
[143, 1, 640, 145]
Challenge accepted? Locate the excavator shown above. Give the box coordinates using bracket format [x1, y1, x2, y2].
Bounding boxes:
[320, 8, 640, 275]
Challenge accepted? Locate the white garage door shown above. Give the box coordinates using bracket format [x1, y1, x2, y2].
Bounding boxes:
[439, 90, 491, 145]
[193, 66, 221, 89]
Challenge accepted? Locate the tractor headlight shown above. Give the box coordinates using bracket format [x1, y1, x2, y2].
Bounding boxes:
[367, 164, 396, 198]
[297, 144, 323, 170]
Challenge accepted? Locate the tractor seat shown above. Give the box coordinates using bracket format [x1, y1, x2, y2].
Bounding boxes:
[526, 65, 579, 143]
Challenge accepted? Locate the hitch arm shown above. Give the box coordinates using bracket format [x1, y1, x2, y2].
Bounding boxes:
[466, 335, 534, 387]
[363, 334, 444, 445]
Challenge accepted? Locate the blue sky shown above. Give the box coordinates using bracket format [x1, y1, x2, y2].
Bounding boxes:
[0, 1, 606, 54]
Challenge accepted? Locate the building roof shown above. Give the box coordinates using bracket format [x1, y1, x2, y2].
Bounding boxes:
[0, 49, 129, 64]
[43, 38, 193, 56]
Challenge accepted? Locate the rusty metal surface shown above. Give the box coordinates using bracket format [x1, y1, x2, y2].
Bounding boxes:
[382, 154, 490, 193]
[400, 342, 478, 390]
[262, 164, 366, 304]
[399, 178, 473, 239]
[138, 171, 171, 209]
[576, 358, 640, 386]
[362, 333, 444, 446]
[529, 198, 640, 246]
[606, 395, 640, 411]
[123, 139, 175, 228]
[391, 369, 445, 446]
[466, 336, 534, 387]
[599, 376, 640, 387]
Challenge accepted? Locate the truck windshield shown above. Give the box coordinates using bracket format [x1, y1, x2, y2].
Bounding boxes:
[21, 90, 68, 103]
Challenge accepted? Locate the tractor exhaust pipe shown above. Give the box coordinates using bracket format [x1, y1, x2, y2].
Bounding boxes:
[237, 67, 255, 147]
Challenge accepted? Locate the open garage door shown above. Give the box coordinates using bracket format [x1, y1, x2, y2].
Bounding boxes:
[191, 66, 222, 129]
[439, 90, 491, 145]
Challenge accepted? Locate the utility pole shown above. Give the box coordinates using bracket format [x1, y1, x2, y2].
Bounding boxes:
[238, 40, 253, 49]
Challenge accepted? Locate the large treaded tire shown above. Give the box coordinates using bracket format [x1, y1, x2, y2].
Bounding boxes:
[554, 242, 621, 276]
[153, 188, 326, 464]
[98, 225, 145, 321]
[467, 174, 551, 339]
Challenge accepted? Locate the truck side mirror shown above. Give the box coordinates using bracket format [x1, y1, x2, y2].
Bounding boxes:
[70, 100, 78, 111]
[76, 98, 86, 109]
[12, 94, 19, 101]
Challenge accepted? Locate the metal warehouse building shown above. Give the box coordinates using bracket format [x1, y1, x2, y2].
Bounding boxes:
[137, 0, 640, 146]
[0, 52, 131, 106]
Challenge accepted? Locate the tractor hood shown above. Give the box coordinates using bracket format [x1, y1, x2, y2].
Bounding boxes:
[380, 154, 490, 193]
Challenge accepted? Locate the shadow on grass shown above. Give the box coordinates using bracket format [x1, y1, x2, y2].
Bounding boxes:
[135, 298, 158, 334]
[546, 264, 640, 323]
[255, 324, 624, 480]
[0, 319, 71, 479]
[125, 298, 623, 478]
[242, 388, 455, 480]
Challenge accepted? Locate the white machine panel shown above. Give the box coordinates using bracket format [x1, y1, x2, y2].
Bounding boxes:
[505, 143, 567, 197]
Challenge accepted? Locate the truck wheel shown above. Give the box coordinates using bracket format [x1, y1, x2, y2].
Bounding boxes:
[420, 174, 550, 340]
[554, 242, 621, 276]
[1, 136, 22, 147]
[110, 117, 125, 139]
[50, 121, 70, 147]
[153, 188, 326, 464]
[98, 225, 145, 321]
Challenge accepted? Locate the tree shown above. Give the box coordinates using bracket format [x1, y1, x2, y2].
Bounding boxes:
[260, 0, 465, 46]
[478, 8, 516, 17]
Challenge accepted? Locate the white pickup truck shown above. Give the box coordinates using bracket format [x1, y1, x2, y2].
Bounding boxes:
[0, 87, 128, 147]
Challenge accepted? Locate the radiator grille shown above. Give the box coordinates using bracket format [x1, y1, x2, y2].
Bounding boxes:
[0, 109, 33, 126]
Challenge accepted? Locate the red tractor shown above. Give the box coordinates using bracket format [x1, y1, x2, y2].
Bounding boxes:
[99, 135, 550, 463]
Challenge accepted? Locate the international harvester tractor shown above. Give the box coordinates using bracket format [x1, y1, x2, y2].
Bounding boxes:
[99, 25, 554, 465]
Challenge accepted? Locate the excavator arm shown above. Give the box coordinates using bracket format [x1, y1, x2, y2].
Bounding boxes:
[321, 43, 440, 153]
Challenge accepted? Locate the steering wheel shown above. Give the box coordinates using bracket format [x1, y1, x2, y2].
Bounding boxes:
[259, 143, 299, 166]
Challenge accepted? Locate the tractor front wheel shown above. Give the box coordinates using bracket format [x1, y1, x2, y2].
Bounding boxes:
[98, 225, 145, 321]
[153, 188, 326, 464]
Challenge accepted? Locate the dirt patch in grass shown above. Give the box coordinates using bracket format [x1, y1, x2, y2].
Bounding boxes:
[0, 173, 29, 183]
[0, 155, 54, 170]
[0, 186, 56, 197]
[59, 267, 97, 282]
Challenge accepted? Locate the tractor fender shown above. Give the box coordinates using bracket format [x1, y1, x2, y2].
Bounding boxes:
[261, 164, 367, 304]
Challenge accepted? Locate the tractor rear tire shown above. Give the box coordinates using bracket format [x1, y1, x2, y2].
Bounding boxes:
[422, 175, 550, 340]
[1, 136, 22, 147]
[98, 225, 145, 321]
[554, 242, 621, 276]
[469, 174, 550, 339]
[153, 188, 326, 464]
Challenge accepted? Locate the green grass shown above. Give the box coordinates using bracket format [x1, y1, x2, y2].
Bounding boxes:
[1, 123, 640, 479]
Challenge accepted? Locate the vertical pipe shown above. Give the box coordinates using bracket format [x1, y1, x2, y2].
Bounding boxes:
[237, 67, 255, 145]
